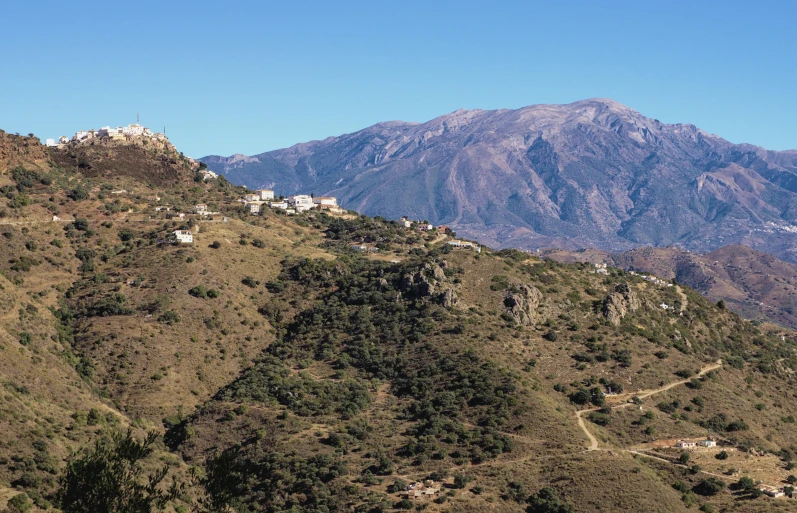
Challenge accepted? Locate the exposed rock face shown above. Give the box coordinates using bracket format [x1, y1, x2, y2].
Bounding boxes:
[401, 263, 446, 298]
[399, 263, 461, 308]
[503, 284, 543, 326]
[441, 288, 458, 309]
[202, 98, 797, 262]
[602, 283, 641, 326]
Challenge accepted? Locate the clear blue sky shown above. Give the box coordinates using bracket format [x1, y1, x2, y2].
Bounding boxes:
[2, 1, 795, 157]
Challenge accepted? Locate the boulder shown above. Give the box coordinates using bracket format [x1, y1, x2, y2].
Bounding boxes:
[503, 284, 543, 326]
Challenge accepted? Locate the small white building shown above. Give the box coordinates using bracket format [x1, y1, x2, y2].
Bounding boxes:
[245, 202, 263, 214]
[675, 440, 697, 449]
[397, 216, 413, 228]
[243, 194, 260, 202]
[173, 230, 193, 244]
[287, 195, 314, 209]
[58, 136, 70, 144]
[199, 169, 218, 180]
[447, 240, 480, 253]
[269, 201, 288, 210]
[313, 196, 337, 209]
[760, 485, 784, 497]
[256, 189, 274, 200]
[45, 138, 57, 147]
[417, 223, 434, 232]
[295, 204, 313, 213]
[155, 206, 171, 212]
[698, 439, 716, 448]
[194, 204, 208, 214]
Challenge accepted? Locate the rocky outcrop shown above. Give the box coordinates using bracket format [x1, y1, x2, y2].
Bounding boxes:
[602, 283, 641, 326]
[400, 262, 461, 308]
[441, 288, 458, 309]
[503, 284, 543, 326]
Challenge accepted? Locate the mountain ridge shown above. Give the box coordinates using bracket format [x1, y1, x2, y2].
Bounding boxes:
[201, 99, 797, 262]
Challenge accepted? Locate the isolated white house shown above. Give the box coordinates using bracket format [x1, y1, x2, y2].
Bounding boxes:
[256, 189, 275, 200]
[417, 223, 434, 232]
[173, 230, 193, 244]
[675, 440, 697, 449]
[698, 440, 716, 448]
[45, 138, 56, 147]
[194, 204, 208, 213]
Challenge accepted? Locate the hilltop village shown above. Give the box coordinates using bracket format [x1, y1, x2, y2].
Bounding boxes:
[45, 123, 167, 147]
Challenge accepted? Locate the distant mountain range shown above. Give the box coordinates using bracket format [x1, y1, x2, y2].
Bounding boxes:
[201, 99, 797, 261]
[543, 244, 797, 329]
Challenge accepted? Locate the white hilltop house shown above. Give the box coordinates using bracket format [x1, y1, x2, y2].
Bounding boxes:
[447, 240, 481, 253]
[173, 230, 193, 244]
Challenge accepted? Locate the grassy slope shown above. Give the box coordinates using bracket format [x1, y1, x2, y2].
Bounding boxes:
[0, 134, 796, 511]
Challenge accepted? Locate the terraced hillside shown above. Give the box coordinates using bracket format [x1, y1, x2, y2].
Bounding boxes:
[0, 133, 796, 512]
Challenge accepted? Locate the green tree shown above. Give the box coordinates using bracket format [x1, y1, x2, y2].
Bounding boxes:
[736, 476, 755, 493]
[527, 487, 573, 513]
[693, 478, 726, 496]
[57, 430, 183, 513]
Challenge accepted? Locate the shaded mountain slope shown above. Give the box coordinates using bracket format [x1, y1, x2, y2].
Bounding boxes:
[202, 99, 797, 261]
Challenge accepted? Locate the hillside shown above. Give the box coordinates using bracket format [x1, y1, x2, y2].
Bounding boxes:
[544, 245, 797, 330]
[0, 133, 797, 512]
[201, 99, 797, 262]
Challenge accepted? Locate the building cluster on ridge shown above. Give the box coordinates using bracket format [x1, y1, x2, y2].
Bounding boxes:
[45, 123, 166, 147]
[240, 189, 345, 216]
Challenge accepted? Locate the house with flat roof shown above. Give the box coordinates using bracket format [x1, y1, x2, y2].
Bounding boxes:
[173, 230, 193, 244]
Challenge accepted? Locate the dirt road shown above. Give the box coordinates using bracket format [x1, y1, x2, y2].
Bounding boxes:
[576, 360, 722, 450]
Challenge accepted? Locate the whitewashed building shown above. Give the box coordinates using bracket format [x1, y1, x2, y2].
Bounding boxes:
[245, 202, 263, 214]
[173, 230, 193, 244]
[45, 138, 57, 147]
[287, 195, 314, 209]
[244, 194, 260, 202]
[194, 204, 208, 214]
[313, 196, 337, 209]
[256, 189, 274, 200]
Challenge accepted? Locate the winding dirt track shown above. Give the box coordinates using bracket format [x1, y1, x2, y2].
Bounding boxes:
[576, 360, 722, 451]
